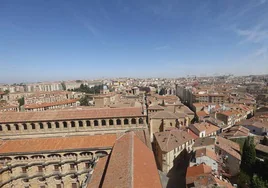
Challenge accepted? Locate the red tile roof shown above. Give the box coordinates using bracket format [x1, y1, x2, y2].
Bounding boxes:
[0, 107, 145, 123]
[87, 156, 108, 188]
[195, 148, 217, 161]
[102, 132, 162, 188]
[186, 164, 212, 178]
[0, 134, 117, 154]
[154, 130, 194, 152]
[24, 99, 78, 109]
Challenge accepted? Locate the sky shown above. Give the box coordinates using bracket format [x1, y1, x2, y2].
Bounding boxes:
[0, 0, 268, 83]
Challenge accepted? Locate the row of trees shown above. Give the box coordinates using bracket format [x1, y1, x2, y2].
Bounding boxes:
[238, 136, 268, 188]
[70, 84, 103, 94]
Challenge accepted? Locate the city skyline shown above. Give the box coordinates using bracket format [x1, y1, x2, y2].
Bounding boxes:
[1, 0, 268, 83]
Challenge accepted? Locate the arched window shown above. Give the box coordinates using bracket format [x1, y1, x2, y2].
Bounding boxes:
[131, 118, 136, 124]
[116, 119, 121, 125]
[101, 120, 106, 126]
[109, 119, 114, 126]
[86, 121, 91, 127]
[124, 119, 129, 125]
[71, 121, 75, 128]
[6, 124, 11, 131]
[47, 122, 52, 129]
[63, 122, 68, 128]
[14, 124, 19, 130]
[31, 123, 36, 129]
[79, 121, 83, 127]
[0, 124, 2, 131]
[139, 118, 144, 124]
[55, 122, 60, 128]
[23, 123, 27, 130]
[94, 120, 98, 126]
[39, 123, 44, 129]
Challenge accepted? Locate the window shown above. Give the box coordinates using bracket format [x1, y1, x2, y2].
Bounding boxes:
[48, 122, 52, 129]
[0, 125, 2, 131]
[38, 166, 43, 172]
[22, 167, 27, 173]
[71, 121, 75, 127]
[94, 120, 99, 126]
[79, 121, 83, 127]
[109, 119, 113, 125]
[40, 123, 44, 129]
[56, 122, 60, 128]
[6, 124, 11, 131]
[85, 162, 90, 169]
[15, 124, 19, 130]
[54, 165, 60, 171]
[102, 120, 106, 126]
[63, 122, 67, 128]
[31, 123, 35, 129]
[70, 164, 75, 170]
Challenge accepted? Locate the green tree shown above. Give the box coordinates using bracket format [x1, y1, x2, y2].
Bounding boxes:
[79, 96, 89, 106]
[238, 170, 251, 188]
[4, 89, 9, 94]
[241, 136, 256, 175]
[251, 175, 268, 188]
[61, 82, 66, 91]
[18, 97, 25, 107]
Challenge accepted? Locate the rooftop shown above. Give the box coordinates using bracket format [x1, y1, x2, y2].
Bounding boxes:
[154, 130, 194, 152]
[0, 134, 117, 155]
[102, 132, 162, 188]
[0, 107, 145, 123]
[195, 148, 217, 161]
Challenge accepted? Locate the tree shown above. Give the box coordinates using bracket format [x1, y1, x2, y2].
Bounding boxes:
[241, 136, 256, 175]
[61, 82, 66, 91]
[18, 97, 25, 107]
[4, 90, 9, 94]
[238, 170, 251, 188]
[79, 96, 89, 106]
[251, 175, 268, 188]
[159, 88, 165, 95]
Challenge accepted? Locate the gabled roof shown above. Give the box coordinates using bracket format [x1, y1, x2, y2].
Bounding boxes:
[190, 122, 220, 135]
[154, 130, 194, 152]
[219, 125, 249, 138]
[150, 111, 187, 119]
[215, 136, 241, 160]
[186, 164, 212, 178]
[195, 148, 217, 161]
[102, 132, 162, 188]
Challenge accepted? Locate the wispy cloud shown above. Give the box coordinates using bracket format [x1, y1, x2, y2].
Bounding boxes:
[154, 45, 171, 50]
[254, 47, 267, 57]
[234, 25, 268, 43]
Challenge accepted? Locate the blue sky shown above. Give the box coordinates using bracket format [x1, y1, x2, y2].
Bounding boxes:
[0, 0, 268, 83]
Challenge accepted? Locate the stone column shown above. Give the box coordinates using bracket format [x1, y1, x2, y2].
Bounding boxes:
[51, 122, 56, 132]
[136, 118, 139, 126]
[105, 119, 109, 127]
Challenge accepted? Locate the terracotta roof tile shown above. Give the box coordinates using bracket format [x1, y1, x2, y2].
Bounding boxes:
[154, 130, 194, 152]
[0, 107, 144, 123]
[0, 134, 117, 154]
[195, 148, 217, 161]
[87, 156, 108, 188]
[102, 132, 161, 188]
